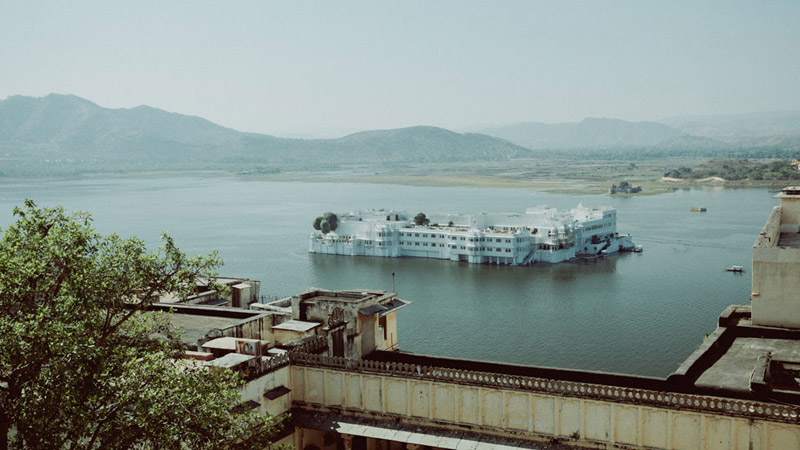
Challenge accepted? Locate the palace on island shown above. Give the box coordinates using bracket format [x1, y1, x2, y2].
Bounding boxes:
[309, 205, 635, 265]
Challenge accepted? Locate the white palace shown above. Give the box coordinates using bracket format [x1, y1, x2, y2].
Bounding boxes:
[309, 205, 634, 265]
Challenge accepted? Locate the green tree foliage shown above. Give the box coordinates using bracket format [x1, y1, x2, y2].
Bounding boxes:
[314, 212, 337, 233]
[414, 213, 429, 226]
[0, 201, 279, 450]
[322, 212, 338, 231]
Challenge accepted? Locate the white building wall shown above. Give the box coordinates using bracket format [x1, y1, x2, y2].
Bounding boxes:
[310, 206, 626, 265]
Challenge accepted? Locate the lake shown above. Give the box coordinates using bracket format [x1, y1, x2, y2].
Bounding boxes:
[0, 176, 776, 377]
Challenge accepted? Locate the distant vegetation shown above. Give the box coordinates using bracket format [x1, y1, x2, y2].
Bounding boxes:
[664, 159, 800, 181]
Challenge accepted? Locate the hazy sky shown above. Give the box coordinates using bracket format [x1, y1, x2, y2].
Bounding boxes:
[2, 1, 799, 137]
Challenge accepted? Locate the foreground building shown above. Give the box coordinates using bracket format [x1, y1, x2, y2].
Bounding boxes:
[165, 188, 800, 449]
[309, 206, 634, 265]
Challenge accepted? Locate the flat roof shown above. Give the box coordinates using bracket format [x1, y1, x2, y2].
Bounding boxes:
[695, 337, 800, 392]
[273, 320, 320, 333]
[297, 288, 393, 304]
[204, 352, 256, 369]
[202, 337, 264, 351]
[304, 294, 375, 304]
[155, 313, 236, 345]
[359, 298, 412, 317]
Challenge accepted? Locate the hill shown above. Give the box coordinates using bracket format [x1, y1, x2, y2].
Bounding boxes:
[0, 94, 531, 175]
[477, 118, 684, 149]
[658, 111, 800, 143]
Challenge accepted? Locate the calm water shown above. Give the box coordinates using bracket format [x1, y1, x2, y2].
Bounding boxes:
[0, 176, 776, 377]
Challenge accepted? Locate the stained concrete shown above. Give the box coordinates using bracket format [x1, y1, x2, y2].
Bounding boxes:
[695, 337, 800, 392]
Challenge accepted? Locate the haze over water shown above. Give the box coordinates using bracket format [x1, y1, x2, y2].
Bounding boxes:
[0, 177, 775, 377]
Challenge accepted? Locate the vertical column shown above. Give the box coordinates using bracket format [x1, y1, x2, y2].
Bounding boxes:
[295, 427, 304, 450]
[342, 434, 354, 450]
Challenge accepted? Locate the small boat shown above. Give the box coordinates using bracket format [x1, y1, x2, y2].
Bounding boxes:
[633, 245, 643, 253]
[726, 265, 744, 272]
[690, 207, 707, 212]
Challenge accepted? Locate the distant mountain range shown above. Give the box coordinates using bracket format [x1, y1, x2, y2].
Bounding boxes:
[1, 94, 799, 176]
[0, 94, 530, 173]
[475, 113, 800, 150]
[476, 118, 686, 149]
[657, 111, 800, 146]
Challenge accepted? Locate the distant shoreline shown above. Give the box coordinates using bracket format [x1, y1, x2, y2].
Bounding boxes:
[3, 168, 797, 196]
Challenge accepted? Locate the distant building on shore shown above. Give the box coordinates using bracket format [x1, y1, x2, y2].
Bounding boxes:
[609, 181, 642, 195]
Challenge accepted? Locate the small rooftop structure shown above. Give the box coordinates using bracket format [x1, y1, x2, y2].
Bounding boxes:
[282, 288, 411, 358]
[157, 276, 261, 309]
[144, 302, 283, 351]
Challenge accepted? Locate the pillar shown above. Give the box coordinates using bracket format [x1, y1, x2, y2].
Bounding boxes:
[342, 434, 354, 450]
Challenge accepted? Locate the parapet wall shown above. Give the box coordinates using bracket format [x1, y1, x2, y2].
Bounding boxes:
[752, 206, 800, 328]
[754, 207, 781, 248]
[290, 353, 800, 450]
[292, 352, 800, 424]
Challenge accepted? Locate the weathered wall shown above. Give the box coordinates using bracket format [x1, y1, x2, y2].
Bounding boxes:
[361, 313, 377, 355]
[779, 197, 800, 227]
[241, 365, 292, 419]
[290, 363, 800, 450]
[381, 312, 397, 351]
[752, 206, 800, 328]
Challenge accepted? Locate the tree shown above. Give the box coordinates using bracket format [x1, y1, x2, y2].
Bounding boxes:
[320, 220, 331, 234]
[322, 212, 338, 231]
[414, 213, 429, 226]
[0, 201, 280, 450]
[313, 216, 323, 230]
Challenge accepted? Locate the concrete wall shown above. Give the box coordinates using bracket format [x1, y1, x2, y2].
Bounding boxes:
[752, 206, 800, 328]
[290, 364, 800, 450]
[241, 365, 292, 419]
[361, 313, 377, 355]
[779, 197, 800, 227]
[380, 312, 397, 351]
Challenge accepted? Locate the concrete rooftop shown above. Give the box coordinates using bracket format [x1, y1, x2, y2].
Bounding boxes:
[695, 336, 800, 392]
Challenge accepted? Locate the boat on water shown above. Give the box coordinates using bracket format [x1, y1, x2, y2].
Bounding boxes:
[309, 205, 636, 266]
[690, 207, 707, 212]
[726, 265, 745, 272]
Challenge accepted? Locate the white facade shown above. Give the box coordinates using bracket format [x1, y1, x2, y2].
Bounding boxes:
[309, 205, 633, 265]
